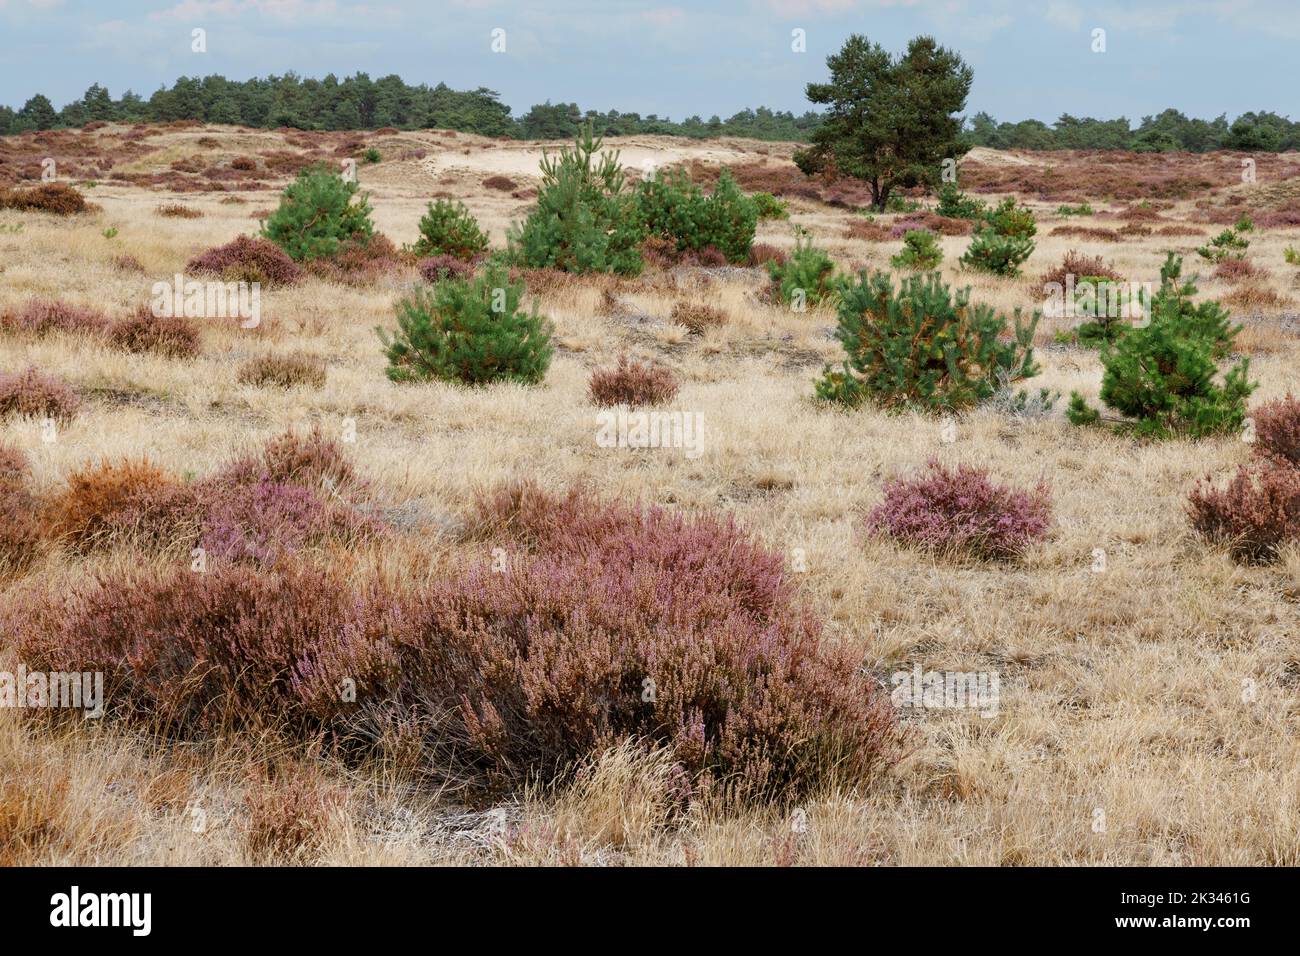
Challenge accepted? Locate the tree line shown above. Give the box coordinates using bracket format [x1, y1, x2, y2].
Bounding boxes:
[1, 71, 1295, 153]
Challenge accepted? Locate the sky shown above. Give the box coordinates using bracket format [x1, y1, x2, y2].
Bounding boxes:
[0, 0, 1295, 124]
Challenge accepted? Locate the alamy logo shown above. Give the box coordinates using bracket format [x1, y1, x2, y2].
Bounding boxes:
[0, 667, 103, 718]
[151, 273, 261, 328]
[890, 665, 1000, 717]
[595, 409, 705, 458]
[50, 886, 151, 936]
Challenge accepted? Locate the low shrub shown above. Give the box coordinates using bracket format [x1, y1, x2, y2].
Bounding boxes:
[670, 301, 726, 335]
[260, 163, 374, 261]
[890, 230, 943, 271]
[816, 270, 1039, 412]
[411, 199, 489, 260]
[378, 264, 553, 385]
[300, 233, 403, 286]
[0, 299, 111, 337]
[1068, 254, 1254, 439]
[1188, 458, 1300, 563]
[1250, 394, 1300, 466]
[418, 255, 476, 284]
[187, 235, 302, 286]
[983, 196, 1037, 239]
[0, 446, 41, 574]
[747, 243, 787, 268]
[107, 306, 202, 359]
[766, 231, 839, 308]
[0, 367, 80, 422]
[750, 191, 789, 220]
[634, 169, 757, 263]
[1056, 203, 1094, 217]
[482, 175, 517, 192]
[1213, 258, 1265, 283]
[0, 183, 87, 215]
[960, 229, 1034, 277]
[45, 458, 197, 554]
[587, 355, 679, 407]
[867, 459, 1052, 560]
[1038, 250, 1122, 291]
[1197, 225, 1249, 264]
[935, 183, 987, 220]
[156, 203, 203, 219]
[238, 352, 328, 389]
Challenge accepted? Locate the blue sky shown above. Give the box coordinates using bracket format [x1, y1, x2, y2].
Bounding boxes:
[1, 0, 1294, 124]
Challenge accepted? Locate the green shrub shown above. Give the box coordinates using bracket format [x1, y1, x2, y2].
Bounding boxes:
[767, 231, 839, 309]
[960, 229, 1034, 276]
[750, 191, 790, 220]
[376, 264, 553, 385]
[261, 164, 374, 261]
[507, 124, 643, 275]
[1197, 225, 1249, 264]
[1067, 254, 1255, 439]
[1284, 246, 1300, 266]
[885, 194, 922, 213]
[935, 183, 987, 220]
[1056, 203, 1094, 217]
[890, 229, 943, 271]
[363, 147, 381, 164]
[983, 196, 1037, 239]
[412, 199, 488, 260]
[815, 270, 1039, 411]
[634, 169, 757, 263]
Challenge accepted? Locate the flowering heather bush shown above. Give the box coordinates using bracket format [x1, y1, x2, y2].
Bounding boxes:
[198, 474, 381, 566]
[0, 445, 41, 574]
[867, 460, 1052, 561]
[0, 182, 87, 215]
[107, 306, 202, 359]
[14, 482, 901, 803]
[670, 301, 726, 336]
[187, 235, 302, 286]
[1251, 394, 1300, 466]
[216, 428, 364, 494]
[0, 367, 80, 422]
[1188, 458, 1300, 563]
[0, 298, 111, 337]
[238, 352, 328, 389]
[417, 254, 475, 284]
[588, 355, 680, 407]
[377, 481, 902, 800]
[302, 233, 404, 286]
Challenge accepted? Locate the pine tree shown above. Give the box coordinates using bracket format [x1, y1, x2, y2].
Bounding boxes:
[261, 164, 374, 261]
[1067, 254, 1254, 438]
[377, 264, 553, 385]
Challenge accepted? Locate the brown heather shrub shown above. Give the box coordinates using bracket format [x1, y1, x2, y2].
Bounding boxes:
[844, 219, 892, 242]
[45, 457, 200, 554]
[187, 234, 302, 286]
[0, 182, 87, 215]
[238, 352, 328, 389]
[748, 243, 787, 268]
[107, 306, 202, 359]
[1213, 259, 1266, 283]
[155, 203, 203, 219]
[0, 445, 41, 574]
[1117, 204, 1163, 221]
[588, 355, 680, 407]
[482, 174, 516, 191]
[1049, 225, 1121, 243]
[112, 254, 145, 272]
[1223, 285, 1287, 311]
[890, 210, 973, 237]
[1038, 250, 1122, 290]
[670, 301, 727, 336]
[418, 254, 475, 284]
[1251, 394, 1300, 466]
[1157, 225, 1207, 237]
[0, 298, 111, 337]
[217, 427, 364, 494]
[0, 367, 80, 422]
[230, 156, 258, 172]
[1188, 457, 1300, 563]
[1119, 223, 1153, 238]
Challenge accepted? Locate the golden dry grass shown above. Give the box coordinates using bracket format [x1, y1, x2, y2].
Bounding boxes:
[3, 123, 1300, 865]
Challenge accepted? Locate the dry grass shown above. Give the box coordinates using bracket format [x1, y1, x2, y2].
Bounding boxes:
[2, 122, 1300, 865]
